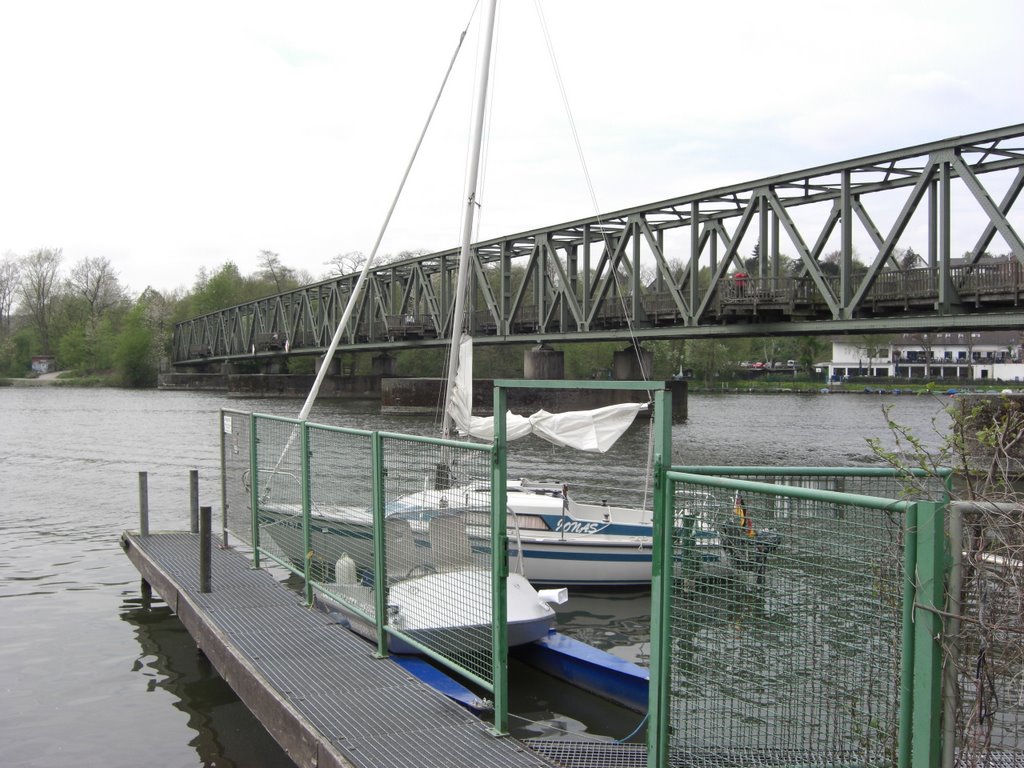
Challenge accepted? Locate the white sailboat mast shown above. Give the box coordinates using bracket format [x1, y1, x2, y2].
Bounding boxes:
[442, 0, 499, 439]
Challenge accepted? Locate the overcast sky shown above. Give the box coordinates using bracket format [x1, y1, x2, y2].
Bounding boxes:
[1, 0, 1021, 297]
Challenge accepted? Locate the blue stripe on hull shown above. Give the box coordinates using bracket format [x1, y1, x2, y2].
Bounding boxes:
[510, 548, 650, 563]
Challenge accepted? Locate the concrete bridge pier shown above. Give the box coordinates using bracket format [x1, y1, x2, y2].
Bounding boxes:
[372, 353, 396, 377]
[524, 343, 564, 380]
[613, 345, 652, 380]
[315, 354, 342, 376]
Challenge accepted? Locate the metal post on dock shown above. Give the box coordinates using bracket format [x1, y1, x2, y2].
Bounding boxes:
[189, 469, 199, 533]
[199, 505, 212, 593]
[138, 471, 149, 536]
[219, 410, 230, 550]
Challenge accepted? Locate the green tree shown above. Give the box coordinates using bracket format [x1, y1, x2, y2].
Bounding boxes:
[0, 253, 20, 337]
[19, 248, 63, 354]
[186, 262, 247, 317]
[114, 302, 156, 387]
[57, 326, 90, 372]
[793, 335, 825, 372]
[689, 338, 741, 385]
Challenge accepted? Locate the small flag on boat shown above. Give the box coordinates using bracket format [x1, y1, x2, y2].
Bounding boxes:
[734, 492, 756, 538]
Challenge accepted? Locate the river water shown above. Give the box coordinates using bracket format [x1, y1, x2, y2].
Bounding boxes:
[0, 386, 952, 767]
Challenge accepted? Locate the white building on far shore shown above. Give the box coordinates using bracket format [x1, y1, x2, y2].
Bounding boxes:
[825, 330, 1024, 382]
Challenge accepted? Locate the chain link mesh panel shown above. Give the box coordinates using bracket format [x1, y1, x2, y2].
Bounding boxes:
[668, 473, 908, 767]
[305, 424, 377, 622]
[953, 505, 1024, 760]
[221, 409, 254, 545]
[251, 415, 306, 573]
[379, 434, 495, 682]
[675, 467, 950, 505]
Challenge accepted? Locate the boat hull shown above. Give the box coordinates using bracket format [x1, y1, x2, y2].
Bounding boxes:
[316, 571, 556, 655]
[259, 504, 722, 588]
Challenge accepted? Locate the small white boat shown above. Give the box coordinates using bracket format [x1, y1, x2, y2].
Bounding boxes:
[311, 513, 565, 654]
[326, 569, 564, 654]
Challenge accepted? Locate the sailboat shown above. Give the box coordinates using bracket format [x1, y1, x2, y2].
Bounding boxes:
[396, 333, 722, 587]
[255, 0, 565, 652]
[258, 0, 768, 592]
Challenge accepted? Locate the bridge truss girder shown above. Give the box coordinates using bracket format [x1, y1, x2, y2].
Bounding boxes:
[173, 124, 1024, 365]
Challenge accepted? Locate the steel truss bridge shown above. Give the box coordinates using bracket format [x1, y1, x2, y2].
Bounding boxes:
[173, 124, 1024, 366]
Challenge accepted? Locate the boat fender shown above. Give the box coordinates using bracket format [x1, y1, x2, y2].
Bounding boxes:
[334, 554, 357, 586]
[538, 588, 568, 605]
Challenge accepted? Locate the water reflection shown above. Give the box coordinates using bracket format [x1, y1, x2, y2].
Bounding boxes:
[119, 593, 296, 768]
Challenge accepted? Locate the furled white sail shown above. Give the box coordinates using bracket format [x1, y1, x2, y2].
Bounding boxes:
[446, 335, 642, 453]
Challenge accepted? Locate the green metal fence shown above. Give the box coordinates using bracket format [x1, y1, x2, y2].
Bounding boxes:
[220, 408, 255, 545]
[218, 397, 1023, 765]
[649, 467, 950, 768]
[220, 410, 510, 732]
[947, 500, 1024, 763]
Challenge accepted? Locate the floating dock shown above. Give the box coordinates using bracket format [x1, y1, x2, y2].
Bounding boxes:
[121, 530, 570, 768]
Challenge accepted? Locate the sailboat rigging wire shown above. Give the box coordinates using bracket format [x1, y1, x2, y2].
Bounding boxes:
[297, 4, 479, 423]
[256, 6, 480, 499]
[533, 0, 651, 386]
[533, 0, 602, 219]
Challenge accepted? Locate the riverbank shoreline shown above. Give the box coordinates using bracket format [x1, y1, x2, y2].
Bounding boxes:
[4, 371, 1021, 399]
[1, 371, 67, 386]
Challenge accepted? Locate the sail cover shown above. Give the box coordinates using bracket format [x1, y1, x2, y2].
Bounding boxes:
[447, 335, 643, 453]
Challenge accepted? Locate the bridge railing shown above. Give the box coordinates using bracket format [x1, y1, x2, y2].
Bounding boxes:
[173, 260, 1023, 361]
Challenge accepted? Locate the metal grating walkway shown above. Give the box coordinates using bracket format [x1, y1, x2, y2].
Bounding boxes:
[121, 531, 555, 768]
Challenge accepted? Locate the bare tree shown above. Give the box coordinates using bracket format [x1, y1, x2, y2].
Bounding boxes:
[0, 252, 21, 336]
[257, 250, 294, 293]
[67, 255, 125, 332]
[324, 251, 366, 277]
[855, 334, 892, 377]
[19, 248, 63, 353]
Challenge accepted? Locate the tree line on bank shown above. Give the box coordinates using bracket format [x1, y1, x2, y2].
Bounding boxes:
[0, 248, 322, 385]
[5, 244, 962, 387]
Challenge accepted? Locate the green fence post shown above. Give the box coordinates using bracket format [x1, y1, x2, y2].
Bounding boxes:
[898, 502, 918, 768]
[648, 388, 673, 767]
[911, 500, 945, 768]
[219, 410, 229, 548]
[491, 384, 509, 736]
[371, 431, 388, 659]
[249, 414, 261, 570]
[300, 422, 313, 607]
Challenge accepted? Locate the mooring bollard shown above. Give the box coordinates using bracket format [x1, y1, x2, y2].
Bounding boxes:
[189, 469, 199, 534]
[138, 471, 149, 536]
[199, 505, 212, 593]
